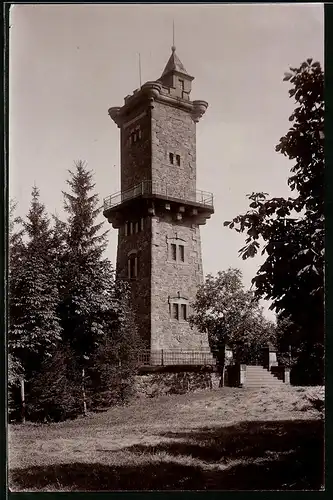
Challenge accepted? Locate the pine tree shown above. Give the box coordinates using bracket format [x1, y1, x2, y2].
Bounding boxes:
[60, 161, 142, 410]
[59, 161, 110, 359]
[9, 187, 62, 375]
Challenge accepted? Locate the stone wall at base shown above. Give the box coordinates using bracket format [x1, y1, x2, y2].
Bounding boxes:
[134, 372, 221, 398]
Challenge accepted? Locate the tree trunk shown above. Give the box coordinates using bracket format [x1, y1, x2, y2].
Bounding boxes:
[82, 368, 87, 417]
[20, 378, 25, 423]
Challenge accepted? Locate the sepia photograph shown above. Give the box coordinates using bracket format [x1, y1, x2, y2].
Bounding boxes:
[7, 2, 324, 491]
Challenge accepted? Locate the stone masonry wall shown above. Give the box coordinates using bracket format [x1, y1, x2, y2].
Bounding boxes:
[134, 372, 221, 398]
[116, 217, 152, 348]
[120, 107, 151, 192]
[151, 101, 196, 201]
[150, 214, 209, 351]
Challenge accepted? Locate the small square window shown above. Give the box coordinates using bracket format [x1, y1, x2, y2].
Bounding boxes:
[169, 153, 174, 165]
[172, 303, 179, 320]
[171, 243, 177, 261]
[180, 304, 187, 321]
[179, 244, 185, 262]
[176, 154, 181, 166]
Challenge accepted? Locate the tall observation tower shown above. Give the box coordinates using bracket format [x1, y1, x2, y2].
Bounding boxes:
[103, 46, 214, 356]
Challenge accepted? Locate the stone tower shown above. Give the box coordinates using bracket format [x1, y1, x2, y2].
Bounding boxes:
[103, 47, 214, 353]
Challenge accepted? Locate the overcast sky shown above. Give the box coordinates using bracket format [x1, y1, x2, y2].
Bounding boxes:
[9, 3, 324, 320]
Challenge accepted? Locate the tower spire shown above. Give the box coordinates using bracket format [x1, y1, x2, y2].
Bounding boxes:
[172, 20, 176, 52]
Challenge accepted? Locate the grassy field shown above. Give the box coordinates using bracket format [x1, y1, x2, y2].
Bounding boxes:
[9, 385, 324, 491]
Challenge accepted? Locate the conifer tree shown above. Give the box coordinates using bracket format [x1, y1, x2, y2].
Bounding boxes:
[9, 187, 62, 375]
[59, 161, 110, 358]
[59, 161, 142, 410]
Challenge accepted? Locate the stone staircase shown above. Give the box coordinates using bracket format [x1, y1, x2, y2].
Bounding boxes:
[244, 365, 286, 389]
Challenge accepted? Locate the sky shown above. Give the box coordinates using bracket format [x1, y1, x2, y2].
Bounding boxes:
[9, 3, 324, 320]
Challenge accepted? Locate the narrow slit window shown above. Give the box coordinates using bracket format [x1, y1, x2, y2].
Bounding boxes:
[140, 217, 144, 231]
[176, 154, 181, 166]
[169, 152, 174, 165]
[135, 221, 139, 234]
[172, 303, 179, 320]
[171, 243, 177, 261]
[128, 255, 137, 279]
[180, 304, 187, 321]
[179, 244, 185, 262]
[130, 222, 133, 235]
[125, 222, 128, 237]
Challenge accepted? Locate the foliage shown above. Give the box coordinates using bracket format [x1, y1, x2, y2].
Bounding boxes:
[189, 268, 276, 366]
[87, 280, 143, 409]
[26, 344, 82, 422]
[224, 60, 324, 384]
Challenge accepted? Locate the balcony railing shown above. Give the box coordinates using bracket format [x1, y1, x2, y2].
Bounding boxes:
[137, 349, 217, 367]
[104, 180, 214, 212]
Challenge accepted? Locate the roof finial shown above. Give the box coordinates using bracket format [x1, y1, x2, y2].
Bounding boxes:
[171, 20, 176, 52]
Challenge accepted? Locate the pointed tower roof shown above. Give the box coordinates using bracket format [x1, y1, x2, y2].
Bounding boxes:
[160, 46, 190, 78]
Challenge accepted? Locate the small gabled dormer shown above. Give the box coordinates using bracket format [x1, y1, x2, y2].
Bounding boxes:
[158, 46, 194, 99]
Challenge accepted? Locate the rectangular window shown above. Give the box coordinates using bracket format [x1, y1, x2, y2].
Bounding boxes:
[176, 154, 181, 166]
[130, 222, 133, 235]
[169, 152, 174, 165]
[125, 222, 128, 237]
[135, 221, 139, 234]
[138, 129, 142, 140]
[140, 217, 144, 231]
[180, 304, 187, 321]
[172, 303, 179, 320]
[179, 79, 185, 91]
[171, 243, 177, 261]
[179, 244, 185, 262]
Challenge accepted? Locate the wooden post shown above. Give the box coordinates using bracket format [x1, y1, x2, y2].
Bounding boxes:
[82, 368, 87, 417]
[20, 378, 25, 423]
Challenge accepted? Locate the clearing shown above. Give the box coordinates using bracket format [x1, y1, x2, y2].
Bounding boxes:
[8, 385, 324, 491]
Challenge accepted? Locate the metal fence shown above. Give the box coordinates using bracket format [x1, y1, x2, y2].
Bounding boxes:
[104, 180, 214, 211]
[137, 349, 217, 367]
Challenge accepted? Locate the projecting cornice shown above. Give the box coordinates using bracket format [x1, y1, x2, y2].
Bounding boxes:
[108, 81, 208, 127]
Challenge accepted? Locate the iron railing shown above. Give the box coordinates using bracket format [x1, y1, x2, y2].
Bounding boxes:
[137, 349, 217, 367]
[103, 180, 214, 211]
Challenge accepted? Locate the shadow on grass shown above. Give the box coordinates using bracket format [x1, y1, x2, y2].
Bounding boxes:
[9, 419, 324, 491]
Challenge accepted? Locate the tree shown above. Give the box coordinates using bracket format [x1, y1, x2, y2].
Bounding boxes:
[224, 60, 324, 385]
[9, 187, 62, 374]
[59, 160, 142, 411]
[189, 268, 276, 376]
[59, 160, 111, 359]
